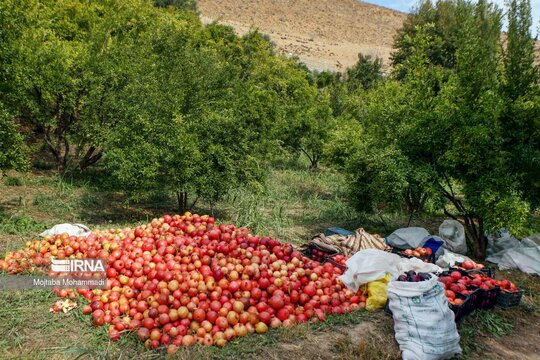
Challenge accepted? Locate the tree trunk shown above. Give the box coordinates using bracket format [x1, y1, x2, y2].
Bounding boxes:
[176, 191, 188, 213]
[299, 148, 319, 169]
[442, 190, 488, 259]
[188, 195, 199, 211]
[79, 146, 103, 170]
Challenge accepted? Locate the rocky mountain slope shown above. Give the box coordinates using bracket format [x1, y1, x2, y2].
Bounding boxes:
[198, 0, 406, 71]
[198, 0, 540, 72]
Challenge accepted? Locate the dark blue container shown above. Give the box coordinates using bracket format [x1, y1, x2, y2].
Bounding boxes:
[324, 227, 354, 236]
[423, 236, 444, 255]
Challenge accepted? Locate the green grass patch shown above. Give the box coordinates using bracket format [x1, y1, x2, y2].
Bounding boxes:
[4, 176, 23, 186]
[0, 213, 49, 236]
[474, 312, 514, 338]
[33, 160, 54, 171]
[459, 309, 516, 356]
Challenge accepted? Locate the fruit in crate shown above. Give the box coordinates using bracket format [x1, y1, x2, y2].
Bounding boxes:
[454, 260, 485, 271]
[310, 248, 332, 262]
[438, 272, 475, 296]
[396, 271, 431, 282]
[468, 273, 498, 290]
[497, 279, 518, 292]
[445, 290, 464, 306]
[332, 254, 348, 266]
[401, 247, 432, 260]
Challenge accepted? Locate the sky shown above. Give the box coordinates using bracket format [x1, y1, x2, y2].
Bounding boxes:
[361, 0, 540, 34]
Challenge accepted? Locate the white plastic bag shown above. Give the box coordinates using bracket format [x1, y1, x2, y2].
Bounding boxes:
[486, 229, 521, 257]
[435, 249, 472, 269]
[387, 275, 462, 360]
[439, 220, 467, 255]
[339, 250, 442, 292]
[40, 224, 91, 237]
[339, 250, 403, 292]
[486, 230, 540, 275]
[524, 234, 540, 246]
[496, 246, 540, 275]
[386, 227, 430, 249]
[396, 257, 441, 275]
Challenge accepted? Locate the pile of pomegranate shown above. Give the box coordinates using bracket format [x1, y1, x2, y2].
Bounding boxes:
[439, 270, 518, 306]
[0, 213, 366, 353]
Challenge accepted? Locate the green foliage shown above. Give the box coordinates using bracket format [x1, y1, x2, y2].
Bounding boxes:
[324, 117, 364, 169]
[340, 0, 540, 258]
[0, 213, 48, 235]
[1, 0, 159, 170]
[0, 103, 28, 174]
[154, 0, 197, 12]
[101, 12, 319, 205]
[345, 53, 383, 91]
[4, 176, 23, 186]
[501, 0, 540, 207]
[0, 0, 330, 206]
[285, 94, 336, 169]
[391, 0, 473, 78]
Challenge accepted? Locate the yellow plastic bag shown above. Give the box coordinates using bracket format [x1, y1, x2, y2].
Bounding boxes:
[365, 273, 391, 311]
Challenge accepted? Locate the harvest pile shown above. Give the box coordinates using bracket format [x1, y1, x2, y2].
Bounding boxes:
[0, 213, 365, 353]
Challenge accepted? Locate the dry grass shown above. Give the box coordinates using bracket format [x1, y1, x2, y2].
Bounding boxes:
[198, 0, 407, 71]
[199, 0, 540, 72]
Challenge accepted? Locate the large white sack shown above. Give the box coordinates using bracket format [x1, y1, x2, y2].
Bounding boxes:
[339, 249, 441, 292]
[387, 275, 462, 360]
[486, 230, 540, 275]
[496, 246, 540, 275]
[40, 224, 91, 237]
[439, 220, 467, 255]
[386, 227, 430, 249]
[486, 229, 521, 257]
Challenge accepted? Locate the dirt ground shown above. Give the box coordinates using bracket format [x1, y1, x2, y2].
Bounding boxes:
[198, 0, 540, 72]
[198, 0, 406, 71]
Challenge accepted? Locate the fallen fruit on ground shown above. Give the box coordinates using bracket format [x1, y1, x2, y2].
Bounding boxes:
[0, 213, 365, 349]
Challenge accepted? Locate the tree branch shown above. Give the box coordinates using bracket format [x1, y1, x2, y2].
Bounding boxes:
[299, 147, 313, 164]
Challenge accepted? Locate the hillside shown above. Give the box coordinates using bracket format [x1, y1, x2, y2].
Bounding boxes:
[199, 0, 540, 72]
[198, 0, 407, 71]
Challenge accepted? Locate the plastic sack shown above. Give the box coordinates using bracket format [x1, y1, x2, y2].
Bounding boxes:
[40, 224, 91, 237]
[396, 257, 441, 275]
[339, 250, 442, 292]
[486, 229, 521, 257]
[365, 273, 391, 311]
[486, 229, 540, 275]
[524, 234, 540, 246]
[387, 275, 462, 360]
[386, 227, 429, 249]
[495, 246, 540, 275]
[339, 250, 404, 292]
[435, 249, 472, 269]
[439, 220, 467, 255]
